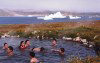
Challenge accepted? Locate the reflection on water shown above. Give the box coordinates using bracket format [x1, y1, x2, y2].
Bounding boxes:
[0, 37, 96, 63]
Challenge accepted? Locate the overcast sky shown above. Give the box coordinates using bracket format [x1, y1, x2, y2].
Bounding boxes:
[0, 0, 100, 12]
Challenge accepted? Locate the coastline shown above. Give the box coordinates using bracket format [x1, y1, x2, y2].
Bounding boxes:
[0, 20, 99, 42]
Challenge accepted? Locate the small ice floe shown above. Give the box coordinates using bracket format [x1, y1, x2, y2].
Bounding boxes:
[69, 15, 81, 19]
[1, 33, 10, 38]
[37, 12, 66, 20]
[88, 42, 94, 48]
[37, 16, 53, 20]
[73, 37, 81, 42]
[89, 45, 93, 48]
[83, 42, 88, 45]
[27, 15, 34, 17]
[81, 39, 88, 45]
[62, 37, 66, 40]
[81, 39, 94, 48]
[62, 37, 72, 41]
[11, 36, 16, 38]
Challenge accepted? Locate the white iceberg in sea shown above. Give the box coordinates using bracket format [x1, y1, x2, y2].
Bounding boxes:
[37, 12, 66, 20]
[43, 15, 53, 20]
[69, 15, 81, 19]
[48, 12, 66, 18]
[38, 15, 53, 20]
[27, 15, 34, 17]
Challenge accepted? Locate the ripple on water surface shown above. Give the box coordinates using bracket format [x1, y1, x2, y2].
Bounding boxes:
[0, 38, 97, 63]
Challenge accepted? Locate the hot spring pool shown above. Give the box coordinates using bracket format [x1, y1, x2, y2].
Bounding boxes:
[0, 37, 97, 63]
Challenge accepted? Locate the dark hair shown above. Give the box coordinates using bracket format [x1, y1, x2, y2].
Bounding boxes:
[30, 51, 35, 57]
[25, 40, 29, 44]
[19, 41, 24, 49]
[53, 38, 57, 42]
[31, 46, 35, 51]
[8, 46, 13, 51]
[60, 48, 65, 52]
[20, 41, 24, 46]
[40, 47, 45, 52]
[4, 43, 7, 46]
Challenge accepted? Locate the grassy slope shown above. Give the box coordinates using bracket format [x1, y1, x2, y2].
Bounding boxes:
[0, 20, 99, 33]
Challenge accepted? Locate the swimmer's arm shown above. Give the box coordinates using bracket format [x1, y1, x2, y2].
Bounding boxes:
[51, 49, 59, 52]
[30, 59, 39, 63]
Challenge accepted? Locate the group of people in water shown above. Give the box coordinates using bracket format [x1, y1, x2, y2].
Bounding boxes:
[2, 39, 65, 63]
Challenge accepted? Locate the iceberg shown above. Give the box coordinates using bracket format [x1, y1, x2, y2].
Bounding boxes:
[69, 15, 81, 19]
[37, 16, 53, 20]
[37, 12, 66, 20]
[27, 15, 34, 17]
[48, 12, 66, 18]
[43, 15, 53, 20]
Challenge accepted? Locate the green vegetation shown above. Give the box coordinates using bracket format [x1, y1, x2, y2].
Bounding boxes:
[69, 56, 100, 63]
[0, 20, 99, 43]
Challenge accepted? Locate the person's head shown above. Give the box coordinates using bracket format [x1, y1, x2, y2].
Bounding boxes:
[40, 47, 45, 52]
[60, 48, 65, 53]
[4, 43, 8, 48]
[25, 40, 30, 46]
[7, 46, 13, 52]
[31, 46, 35, 51]
[53, 37, 56, 40]
[20, 41, 25, 46]
[52, 39, 57, 46]
[30, 51, 35, 58]
[52, 38, 57, 42]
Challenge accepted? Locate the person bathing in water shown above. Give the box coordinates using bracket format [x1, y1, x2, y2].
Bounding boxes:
[19, 41, 26, 51]
[52, 38, 57, 48]
[59, 48, 65, 56]
[7, 46, 14, 56]
[52, 48, 65, 56]
[3, 43, 9, 50]
[31, 47, 45, 53]
[30, 51, 39, 63]
[25, 40, 31, 48]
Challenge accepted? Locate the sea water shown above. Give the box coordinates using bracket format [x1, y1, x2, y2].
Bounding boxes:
[0, 16, 99, 24]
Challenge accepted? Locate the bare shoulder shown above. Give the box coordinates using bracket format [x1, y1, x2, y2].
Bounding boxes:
[30, 58, 39, 63]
